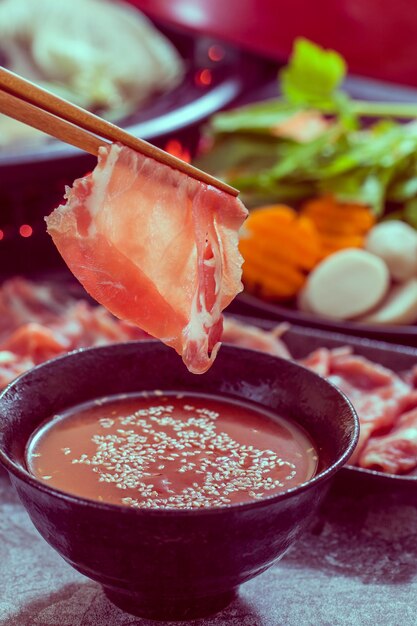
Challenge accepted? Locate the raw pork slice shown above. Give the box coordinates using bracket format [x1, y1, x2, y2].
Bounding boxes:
[222, 318, 291, 359]
[46, 144, 247, 374]
[359, 406, 417, 474]
[326, 353, 412, 462]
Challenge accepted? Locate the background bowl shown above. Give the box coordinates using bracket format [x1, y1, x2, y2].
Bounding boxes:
[0, 341, 358, 620]
[233, 291, 417, 349]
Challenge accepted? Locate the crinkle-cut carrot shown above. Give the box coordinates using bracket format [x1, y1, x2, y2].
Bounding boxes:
[301, 195, 375, 260]
[302, 196, 375, 232]
[241, 233, 318, 272]
[319, 233, 364, 250]
[241, 206, 321, 270]
[239, 204, 321, 300]
[246, 204, 297, 223]
[243, 264, 305, 299]
[302, 213, 372, 236]
[302, 195, 374, 216]
[319, 236, 365, 258]
[242, 226, 319, 268]
[242, 248, 306, 288]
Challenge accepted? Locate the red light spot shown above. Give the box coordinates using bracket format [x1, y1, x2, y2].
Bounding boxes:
[208, 45, 224, 62]
[19, 224, 33, 238]
[165, 139, 191, 163]
[0, 229, 3, 241]
[195, 69, 212, 87]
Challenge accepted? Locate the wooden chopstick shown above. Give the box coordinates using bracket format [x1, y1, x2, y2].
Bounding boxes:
[0, 66, 239, 197]
[0, 89, 108, 155]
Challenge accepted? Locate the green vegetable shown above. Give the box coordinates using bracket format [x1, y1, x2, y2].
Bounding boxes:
[196, 38, 417, 219]
[210, 100, 299, 135]
[280, 38, 348, 114]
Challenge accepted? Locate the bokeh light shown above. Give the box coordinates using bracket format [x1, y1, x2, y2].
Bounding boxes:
[195, 69, 212, 87]
[208, 45, 225, 62]
[19, 224, 33, 238]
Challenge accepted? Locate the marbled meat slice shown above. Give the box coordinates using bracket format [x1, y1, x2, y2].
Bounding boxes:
[326, 353, 412, 462]
[1, 322, 70, 363]
[0, 277, 71, 341]
[359, 405, 417, 474]
[301, 347, 332, 377]
[0, 278, 148, 385]
[46, 143, 247, 374]
[301, 346, 351, 378]
[0, 350, 35, 388]
[222, 317, 291, 359]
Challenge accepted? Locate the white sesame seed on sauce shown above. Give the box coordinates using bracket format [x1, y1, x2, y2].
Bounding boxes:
[26, 392, 318, 510]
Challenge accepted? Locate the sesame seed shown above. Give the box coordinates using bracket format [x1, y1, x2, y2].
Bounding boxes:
[65, 399, 305, 510]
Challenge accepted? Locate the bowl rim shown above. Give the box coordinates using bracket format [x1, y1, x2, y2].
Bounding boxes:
[0, 340, 360, 515]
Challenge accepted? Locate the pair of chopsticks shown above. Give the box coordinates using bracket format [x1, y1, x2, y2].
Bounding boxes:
[0, 66, 238, 197]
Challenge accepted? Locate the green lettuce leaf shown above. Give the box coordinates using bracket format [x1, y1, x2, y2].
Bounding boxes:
[280, 38, 347, 112]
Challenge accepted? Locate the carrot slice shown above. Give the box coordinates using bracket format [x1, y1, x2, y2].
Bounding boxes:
[239, 204, 320, 299]
[243, 264, 305, 299]
[302, 196, 375, 231]
[242, 248, 307, 288]
[301, 196, 375, 260]
[319, 233, 364, 250]
[240, 234, 318, 271]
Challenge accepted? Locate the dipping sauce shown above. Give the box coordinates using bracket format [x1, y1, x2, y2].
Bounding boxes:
[26, 392, 318, 509]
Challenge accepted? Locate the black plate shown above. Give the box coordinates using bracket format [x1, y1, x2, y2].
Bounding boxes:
[231, 314, 417, 486]
[231, 293, 417, 348]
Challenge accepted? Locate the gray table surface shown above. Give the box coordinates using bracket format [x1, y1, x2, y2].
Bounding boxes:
[1, 468, 416, 626]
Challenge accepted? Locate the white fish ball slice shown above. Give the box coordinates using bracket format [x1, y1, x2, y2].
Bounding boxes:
[365, 221, 417, 282]
[357, 278, 417, 325]
[306, 248, 389, 320]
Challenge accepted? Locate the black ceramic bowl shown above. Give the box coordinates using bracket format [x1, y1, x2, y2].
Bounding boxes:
[0, 341, 358, 620]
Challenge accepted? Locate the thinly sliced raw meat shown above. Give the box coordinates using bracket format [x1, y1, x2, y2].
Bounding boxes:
[301, 346, 351, 377]
[301, 347, 332, 377]
[46, 143, 247, 374]
[222, 317, 291, 358]
[4, 277, 417, 476]
[0, 278, 148, 384]
[359, 406, 417, 473]
[327, 353, 412, 461]
[0, 277, 70, 340]
[1, 323, 70, 363]
[0, 350, 35, 388]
